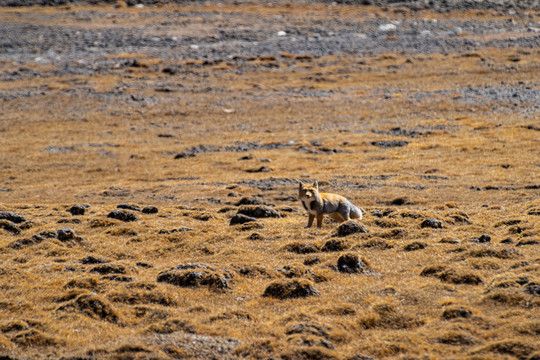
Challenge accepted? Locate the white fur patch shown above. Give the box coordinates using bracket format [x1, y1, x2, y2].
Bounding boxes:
[302, 199, 318, 215]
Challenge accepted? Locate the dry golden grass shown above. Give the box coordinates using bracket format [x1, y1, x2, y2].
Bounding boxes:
[1, 2, 540, 359]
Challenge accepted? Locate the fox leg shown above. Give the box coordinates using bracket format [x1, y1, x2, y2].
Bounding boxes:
[316, 214, 324, 228]
[337, 206, 352, 222]
[306, 214, 315, 228]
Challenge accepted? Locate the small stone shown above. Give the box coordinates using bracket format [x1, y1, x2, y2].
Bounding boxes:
[237, 206, 281, 218]
[117, 204, 142, 211]
[235, 196, 264, 206]
[471, 234, 491, 243]
[162, 66, 179, 75]
[440, 237, 460, 244]
[56, 228, 76, 242]
[421, 218, 443, 229]
[158, 227, 193, 234]
[230, 213, 257, 226]
[68, 205, 86, 216]
[108, 210, 138, 222]
[525, 283, 540, 295]
[379, 24, 397, 31]
[58, 218, 81, 224]
[371, 140, 409, 148]
[248, 232, 264, 240]
[142, 206, 158, 214]
[129, 263, 149, 271]
[175, 152, 195, 159]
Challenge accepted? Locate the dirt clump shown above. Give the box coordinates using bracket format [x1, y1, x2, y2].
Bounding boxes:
[335, 221, 368, 237]
[57, 294, 119, 323]
[284, 242, 320, 254]
[336, 253, 372, 274]
[441, 306, 473, 320]
[157, 263, 234, 291]
[263, 279, 320, 299]
[0, 211, 28, 224]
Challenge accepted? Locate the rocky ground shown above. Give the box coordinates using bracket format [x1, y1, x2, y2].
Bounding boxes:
[0, 1, 539, 359]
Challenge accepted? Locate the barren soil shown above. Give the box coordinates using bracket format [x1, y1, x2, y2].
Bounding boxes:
[1, 1, 539, 359]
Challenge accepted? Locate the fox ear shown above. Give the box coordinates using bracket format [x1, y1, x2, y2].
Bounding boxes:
[313, 181, 318, 190]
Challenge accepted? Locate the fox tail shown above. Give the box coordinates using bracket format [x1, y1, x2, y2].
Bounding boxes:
[350, 205, 363, 220]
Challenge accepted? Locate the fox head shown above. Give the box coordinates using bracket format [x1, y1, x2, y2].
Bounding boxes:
[299, 181, 319, 200]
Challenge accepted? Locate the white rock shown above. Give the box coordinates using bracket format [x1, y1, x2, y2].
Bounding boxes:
[135, 3, 144, 8]
[189, 44, 199, 50]
[379, 24, 397, 32]
[277, 30, 287, 37]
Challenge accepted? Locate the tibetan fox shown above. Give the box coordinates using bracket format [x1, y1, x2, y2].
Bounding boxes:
[299, 181, 363, 228]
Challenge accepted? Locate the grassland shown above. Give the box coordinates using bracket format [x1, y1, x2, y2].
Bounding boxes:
[0, 2, 539, 359]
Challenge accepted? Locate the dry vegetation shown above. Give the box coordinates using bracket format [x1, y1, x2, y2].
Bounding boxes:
[1, 2, 540, 359]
